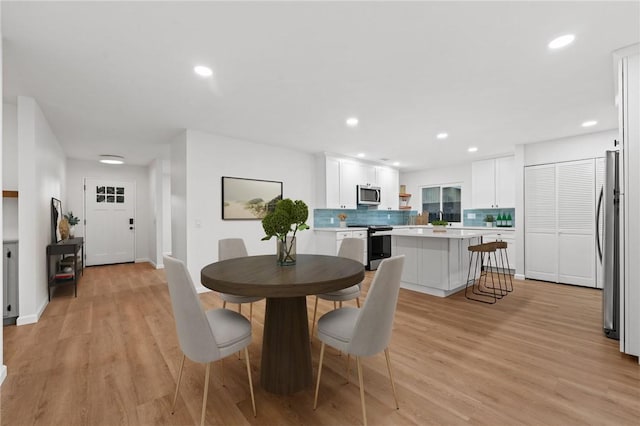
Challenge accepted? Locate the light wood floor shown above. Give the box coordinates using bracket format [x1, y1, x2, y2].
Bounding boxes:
[1, 262, 639, 425]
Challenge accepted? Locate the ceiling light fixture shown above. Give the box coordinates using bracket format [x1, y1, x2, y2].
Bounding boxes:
[346, 117, 359, 127]
[194, 65, 213, 77]
[99, 155, 125, 165]
[548, 34, 575, 50]
[393, 162, 400, 166]
[357, 153, 365, 158]
[467, 147, 478, 153]
[436, 132, 448, 139]
[582, 120, 598, 127]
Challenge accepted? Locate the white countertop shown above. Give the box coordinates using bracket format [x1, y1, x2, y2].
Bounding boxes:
[313, 227, 367, 232]
[378, 228, 496, 239]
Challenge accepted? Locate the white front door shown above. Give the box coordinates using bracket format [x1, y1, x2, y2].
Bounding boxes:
[84, 178, 136, 266]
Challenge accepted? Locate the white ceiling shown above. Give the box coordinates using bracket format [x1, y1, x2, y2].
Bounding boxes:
[3, 1, 639, 170]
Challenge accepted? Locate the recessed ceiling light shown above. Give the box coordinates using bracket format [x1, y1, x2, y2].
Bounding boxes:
[467, 147, 478, 153]
[582, 120, 598, 127]
[346, 117, 359, 127]
[357, 153, 365, 158]
[194, 65, 213, 77]
[99, 155, 125, 165]
[436, 132, 448, 139]
[393, 162, 400, 166]
[548, 34, 575, 50]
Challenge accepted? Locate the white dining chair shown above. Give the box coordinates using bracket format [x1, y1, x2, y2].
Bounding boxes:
[310, 238, 365, 339]
[164, 256, 256, 426]
[218, 238, 264, 320]
[313, 255, 405, 426]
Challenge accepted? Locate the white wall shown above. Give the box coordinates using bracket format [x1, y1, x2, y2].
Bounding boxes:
[2, 103, 18, 240]
[1, 7, 6, 383]
[148, 157, 171, 268]
[17, 96, 66, 325]
[66, 159, 151, 263]
[400, 163, 472, 212]
[524, 129, 616, 166]
[179, 129, 316, 290]
[170, 131, 187, 264]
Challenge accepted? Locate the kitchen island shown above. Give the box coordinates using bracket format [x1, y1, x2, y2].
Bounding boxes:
[378, 228, 495, 297]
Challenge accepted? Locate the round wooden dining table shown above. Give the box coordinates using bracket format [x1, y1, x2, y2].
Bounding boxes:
[201, 254, 364, 395]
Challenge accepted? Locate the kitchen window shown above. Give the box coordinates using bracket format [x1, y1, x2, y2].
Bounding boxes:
[421, 184, 462, 223]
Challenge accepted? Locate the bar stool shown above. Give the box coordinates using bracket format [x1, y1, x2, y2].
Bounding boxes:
[465, 242, 505, 304]
[492, 241, 513, 292]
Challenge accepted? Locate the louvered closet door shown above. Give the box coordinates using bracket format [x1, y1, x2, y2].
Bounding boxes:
[557, 159, 596, 287]
[525, 164, 558, 281]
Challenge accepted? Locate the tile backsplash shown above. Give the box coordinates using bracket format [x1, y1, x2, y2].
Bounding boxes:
[314, 208, 415, 228]
[463, 208, 515, 227]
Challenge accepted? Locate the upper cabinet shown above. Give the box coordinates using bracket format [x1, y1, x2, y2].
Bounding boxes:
[316, 155, 398, 209]
[375, 166, 399, 210]
[471, 156, 515, 208]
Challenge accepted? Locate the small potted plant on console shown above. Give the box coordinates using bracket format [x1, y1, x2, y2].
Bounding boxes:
[337, 213, 347, 228]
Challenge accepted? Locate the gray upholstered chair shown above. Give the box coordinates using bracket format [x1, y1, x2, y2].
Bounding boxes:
[313, 255, 405, 426]
[310, 238, 365, 339]
[218, 238, 264, 319]
[164, 256, 256, 425]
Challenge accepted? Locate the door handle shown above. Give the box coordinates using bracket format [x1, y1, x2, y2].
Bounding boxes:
[596, 186, 603, 261]
[129, 227, 134, 230]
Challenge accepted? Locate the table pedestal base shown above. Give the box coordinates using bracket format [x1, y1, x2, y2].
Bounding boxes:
[261, 296, 312, 394]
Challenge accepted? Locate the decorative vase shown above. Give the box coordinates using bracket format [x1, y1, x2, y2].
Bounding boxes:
[339, 221, 347, 228]
[69, 226, 76, 239]
[277, 236, 297, 266]
[485, 222, 493, 227]
[59, 218, 70, 240]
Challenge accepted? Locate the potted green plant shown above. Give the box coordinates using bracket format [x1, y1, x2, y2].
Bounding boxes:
[64, 211, 80, 238]
[484, 214, 495, 227]
[431, 219, 448, 232]
[261, 199, 309, 265]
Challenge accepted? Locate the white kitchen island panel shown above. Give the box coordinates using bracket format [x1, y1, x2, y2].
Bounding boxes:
[384, 228, 490, 297]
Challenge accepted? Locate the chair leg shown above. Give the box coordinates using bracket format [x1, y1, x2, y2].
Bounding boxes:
[250, 302, 253, 322]
[237, 304, 243, 360]
[171, 354, 185, 414]
[313, 342, 326, 410]
[221, 359, 225, 387]
[384, 348, 400, 409]
[222, 300, 227, 309]
[201, 362, 211, 426]
[333, 301, 337, 310]
[244, 348, 257, 417]
[339, 301, 343, 308]
[356, 356, 367, 426]
[310, 296, 319, 341]
[356, 297, 360, 308]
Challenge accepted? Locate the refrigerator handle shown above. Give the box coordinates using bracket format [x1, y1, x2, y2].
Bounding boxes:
[596, 186, 604, 261]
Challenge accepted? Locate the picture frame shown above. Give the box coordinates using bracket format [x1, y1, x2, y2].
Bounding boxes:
[222, 176, 283, 220]
[51, 197, 62, 243]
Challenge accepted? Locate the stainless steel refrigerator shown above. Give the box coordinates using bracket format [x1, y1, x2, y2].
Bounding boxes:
[597, 150, 620, 339]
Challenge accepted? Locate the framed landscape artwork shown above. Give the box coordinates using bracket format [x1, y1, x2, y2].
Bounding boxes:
[222, 177, 283, 220]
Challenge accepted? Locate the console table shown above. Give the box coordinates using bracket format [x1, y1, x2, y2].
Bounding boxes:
[46, 237, 84, 300]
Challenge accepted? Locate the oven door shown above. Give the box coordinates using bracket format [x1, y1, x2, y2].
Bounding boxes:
[368, 233, 392, 270]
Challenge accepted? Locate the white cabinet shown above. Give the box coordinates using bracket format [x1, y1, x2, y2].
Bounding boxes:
[316, 155, 397, 209]
[524, 159, 597, 287]
[315, 230, 367, 265]
[375, 166, 399, 210]
[472, 156, 515, 208]
[482, 232, 515, 272]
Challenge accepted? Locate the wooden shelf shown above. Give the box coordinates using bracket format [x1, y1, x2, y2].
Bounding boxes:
[399, 206, 412, 210]
[399, 193, 411, 198]
[3, 190, 18, 198]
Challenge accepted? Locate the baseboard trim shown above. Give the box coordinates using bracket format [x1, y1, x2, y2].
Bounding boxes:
[0, 365, 7, 386]
[17, 297, 48, 326]
[515, 273, 526, 280]
[135, 258, 151, 264]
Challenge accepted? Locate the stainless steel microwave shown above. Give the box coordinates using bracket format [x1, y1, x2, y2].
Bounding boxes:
[357, 185, 381, 205]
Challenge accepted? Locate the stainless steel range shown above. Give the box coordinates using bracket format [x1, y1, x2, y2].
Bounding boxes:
[348, 225, 393, 270]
